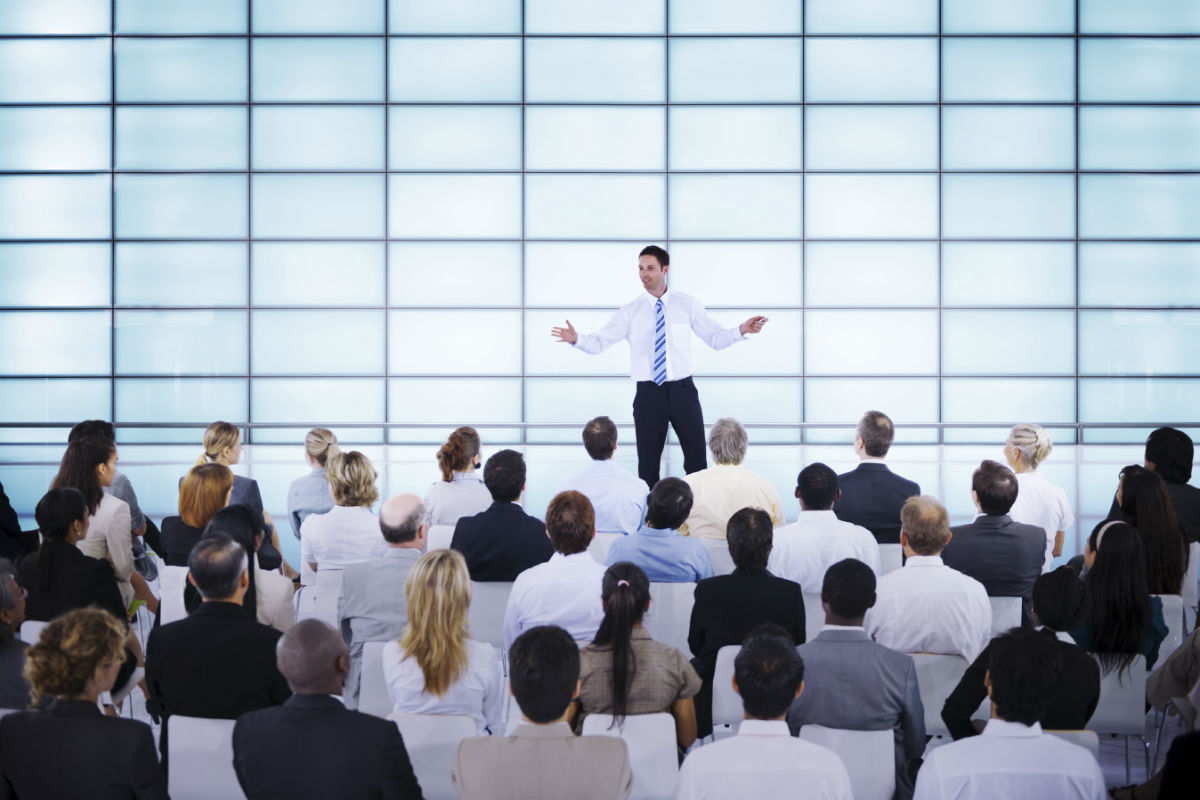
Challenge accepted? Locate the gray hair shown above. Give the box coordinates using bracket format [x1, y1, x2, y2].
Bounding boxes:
[709, 418, 748, 465]
[0, 558, 15, 613]
[1007, 423, 1053, 470]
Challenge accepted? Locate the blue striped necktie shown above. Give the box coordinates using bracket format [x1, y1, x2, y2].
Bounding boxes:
[653, 298, 667, 385]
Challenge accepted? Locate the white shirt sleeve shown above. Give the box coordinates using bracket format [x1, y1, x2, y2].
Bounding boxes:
[572, 306, 632, 355]
[300, 517, 316, 565]
[687, 298, 745, 351]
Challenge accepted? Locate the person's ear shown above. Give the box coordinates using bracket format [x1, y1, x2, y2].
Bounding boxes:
[834, 489, 841, 503]
[867, 592, 877, 610]
[239, 569, 250, 589]
[983, 670, 993, 699]
[186, 572, 197, 588]
[794, 487, 802, 500]
[731, 674, 740, 697]
[336, 653, 350, 676]
[643, 596, 651, 614]
[507, 680, 514, 697]
[794, 679, 805, 700]
[572, 679, 581, 700]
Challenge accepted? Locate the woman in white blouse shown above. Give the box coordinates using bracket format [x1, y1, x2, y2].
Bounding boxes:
[1005, 423, 1075, 572]
[382, 549, 503, 735]
[425, 426, 492, 527]
[300, 450, 385, 574]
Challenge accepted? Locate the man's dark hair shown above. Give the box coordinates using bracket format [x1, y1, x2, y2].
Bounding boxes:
[545, 491, 594, 555]
[797, 463, 838, 510]
[508, 625, 580, 723]
[380, 503, 423, 544]
[1145, 427, 1194, 484]
[821, 559, 876, 621]
[973, 459, 1019, 516]
[68, 419, 115, 444]
[727, 507, 773, 572]
[582, 416, 618, 461]
[483, 449, 526, 503]
[987, 628, 1062, 726]
[188, 535, 247, 601]
[646, 477, 692, 530]
[639, 245, 669, 267]
[734, 623, 804, 720]
[856, 410, 894, 458]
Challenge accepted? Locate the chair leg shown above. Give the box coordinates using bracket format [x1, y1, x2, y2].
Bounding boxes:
[1124, 735, 1131, 784]
[1141, 735, 1151, 781]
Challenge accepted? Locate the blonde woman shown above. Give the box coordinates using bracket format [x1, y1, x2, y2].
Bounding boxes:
[1005, 423, 1075, 572]
[287, 428, 339, 540]
[194, 421, 262, 512]
[424, 426, 491, 527]
[300, 451, 385, 573]
[381, 549, 503, 734]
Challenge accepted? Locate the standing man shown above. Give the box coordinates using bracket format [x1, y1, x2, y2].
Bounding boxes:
[552, 245, 768, 487]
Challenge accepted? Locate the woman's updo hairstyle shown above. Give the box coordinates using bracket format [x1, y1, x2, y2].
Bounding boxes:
[436, 426, 481, 483]
[196, 421, 240, 467]
[304, 427, 340, 468]
[1007, 423, 1053, 470]
[23, 607, 126, 705]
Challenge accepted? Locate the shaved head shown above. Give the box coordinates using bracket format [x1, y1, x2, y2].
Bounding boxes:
[276, 619, 348, 695]
[379, 493, 425, 544]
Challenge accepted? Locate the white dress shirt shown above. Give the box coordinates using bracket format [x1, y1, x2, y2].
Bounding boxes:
[675, 719, 853, 800]
[382, 638, 505, 735]
[425, 471, 493, 528]
[913, 720, 1106, 800]
[864, 555, 993, 662]
[503, 551, 607, 649]
[299, 504, 387, 572]
[767, 510, 880, 593]
[556, 460, 648, 536]
[78, 493, 134, 607]
[254, 567, 296, 632]
[1008, 470, 1075, 572]
[683, 464, 785, 540]
[572, 289, 745, 382]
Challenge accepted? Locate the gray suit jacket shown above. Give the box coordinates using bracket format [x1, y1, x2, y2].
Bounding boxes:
[787, 628, 925, 800]
[453, 722, 632, 800]
[338, 547, 422, 708]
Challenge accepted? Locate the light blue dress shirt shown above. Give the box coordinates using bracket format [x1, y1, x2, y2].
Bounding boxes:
[287, 467, 335, 540]
[605, 525, 714, 583]
[555, 459, 649, 536]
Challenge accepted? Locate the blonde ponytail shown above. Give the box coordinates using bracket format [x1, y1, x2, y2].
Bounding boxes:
[198, 421, 240, 466]
[304, 427, 340, 468]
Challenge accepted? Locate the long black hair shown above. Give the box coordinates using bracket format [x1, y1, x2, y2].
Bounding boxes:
[1084, 521, 1151, 677]
[1119, 465, 1187, 595]
[33, 487, 89, 593]
[591, 562, 651, 725]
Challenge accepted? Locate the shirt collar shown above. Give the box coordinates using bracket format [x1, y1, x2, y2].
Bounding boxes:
[551, 551, 594, 564]
[859, 456, 887, 465]
[983, 719, 1043, 738]
[643, 288, 670, 308]
[638, 525, 680, 538]
[820, 623, 865, 633]
[384, 546, 422, 559]
[798, 509, 838, 520]
[904, 555, 944, 567]
[512, 721, 576, 739]
[736, 719, 791, 738]
[450, 471, 481, 484]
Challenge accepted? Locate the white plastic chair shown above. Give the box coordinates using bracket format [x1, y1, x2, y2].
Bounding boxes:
[712, 645, 742, 735]
[878, 544, 903, 575]
[467, 581, 514, 650]
[583, 713, 679, 800]
[157, 565, 190, 625]
[1090, 655, 1149, 783]
[643, 582, 696, 658]
[392, 713, 478, 800]
[911, 653, 970, 738]
[358, 640, 391, 719]
[427, 525, 455, 552]
[166, 716, 242, 800]
[803, 593, 824, 643]
[589, 532, 622, 564]
[299, 568, 342, 629]
[799, 724, 894, 800]
[988, 596, 1022, 636]
[16, 620, 47, 645]
[1152, 594, 1186, 659]
[1046, 729, 1101, 760]
[1183, 542, 1198, 631]
[704, 540, 735, 576]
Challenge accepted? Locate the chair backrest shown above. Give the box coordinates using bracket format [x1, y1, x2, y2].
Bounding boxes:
[427, 525, 455, 552]
[468, 581, 514, 650]
[799, 724, 894, 800]
[911, 653, 970, 737]
[16, 619, 48, 645]
[1089, 655, 1147, 736]
[582, 713, 679, 800]
[703, 540, 735, 576]
[158, 565, 190, 625]
[712, 645, 742, 731]
[299, 559, 317, 588]
[643, 582, 696, 658]
[1183, 542, 1199, 610]
[589, 532, 622, 564]
[392, 713, 478, 800]
[988, 596, 1022, 636]
[803, 593, 824, 643]
[358, 640, 391, 719]
[310, 568, 343, 629]
[166, 715, 241, 800]
[1045, 729, 1101, 760]
[878, 544, 903, 575]
[1153, 594, 1186, 657]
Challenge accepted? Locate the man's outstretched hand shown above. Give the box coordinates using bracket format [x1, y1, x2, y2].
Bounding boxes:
[740, 316, 769, 336]
[551, 319, 578, 344]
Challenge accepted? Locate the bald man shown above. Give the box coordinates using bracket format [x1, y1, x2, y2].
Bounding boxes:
[233, 620, 423, 799]
[338, 493, 427, 708]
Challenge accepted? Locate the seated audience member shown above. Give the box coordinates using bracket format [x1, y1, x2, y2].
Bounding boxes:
[787, 559, 924, 800]
[451, 449, 554, 582]
[453, 625, 633, 800]
[683, 418, 784, 540]
[234, 619, 422, 800]
[577, 562, 701, 750]
[834, 410, 921, 545]
[198, 505, 295, 633]
[605, 478, 713, 582]
[1149, 627, 1200, 724]
[426, 426, 492, 528]
[0, 479, 36, 561]
[1115, 465, 1188, 595]
[0, 608, 166, 799]
[340, 494, 427, 708]
[1070, 521, 1168, 673]
[1108, 427, 1200, 544]
[676, 625, 852, 800]
[768, 463, 880, 593]
[286, 427, 339, 540]
[1004, 423, 1074, 571]
[942, 460, 1045, 626]
[913, 629, 1106, 800]
[1112, 726, 1200, 800]
[162, 463, 233, 567]
[383, 549, 503, 734]
[146, 537, 290, 762]
[503, 491, 606, 647]
[689, 508, 806, 738]
[300, 451, 386, 573]
[193, 421, 262, 511]
[864, 496, 992, 662]
[556, 416, 649, 539]
[0, 558, 31, 709]
[942, 567, 1100, 741]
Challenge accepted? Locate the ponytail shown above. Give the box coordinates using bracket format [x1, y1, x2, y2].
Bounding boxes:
[304, 427, 340, 468]
[198, 421, 240, 466]
[592, 562, 651, 725]
[436, 426, 481, 483]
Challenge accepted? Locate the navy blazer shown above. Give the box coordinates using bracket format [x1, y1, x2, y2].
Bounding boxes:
[834, 463, 921, 545]
[451, 502, 554, 582]
[943, 514, 1046, 627]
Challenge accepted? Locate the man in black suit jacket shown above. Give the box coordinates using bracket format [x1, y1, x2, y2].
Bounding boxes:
[688, 507, 806, 738]
[834, 410, 921, 544]
[451, 449, 553, 582]
[943, 460, 1046, 626]
[146, 536, 290, 765]
[234, 619, 422, 799]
